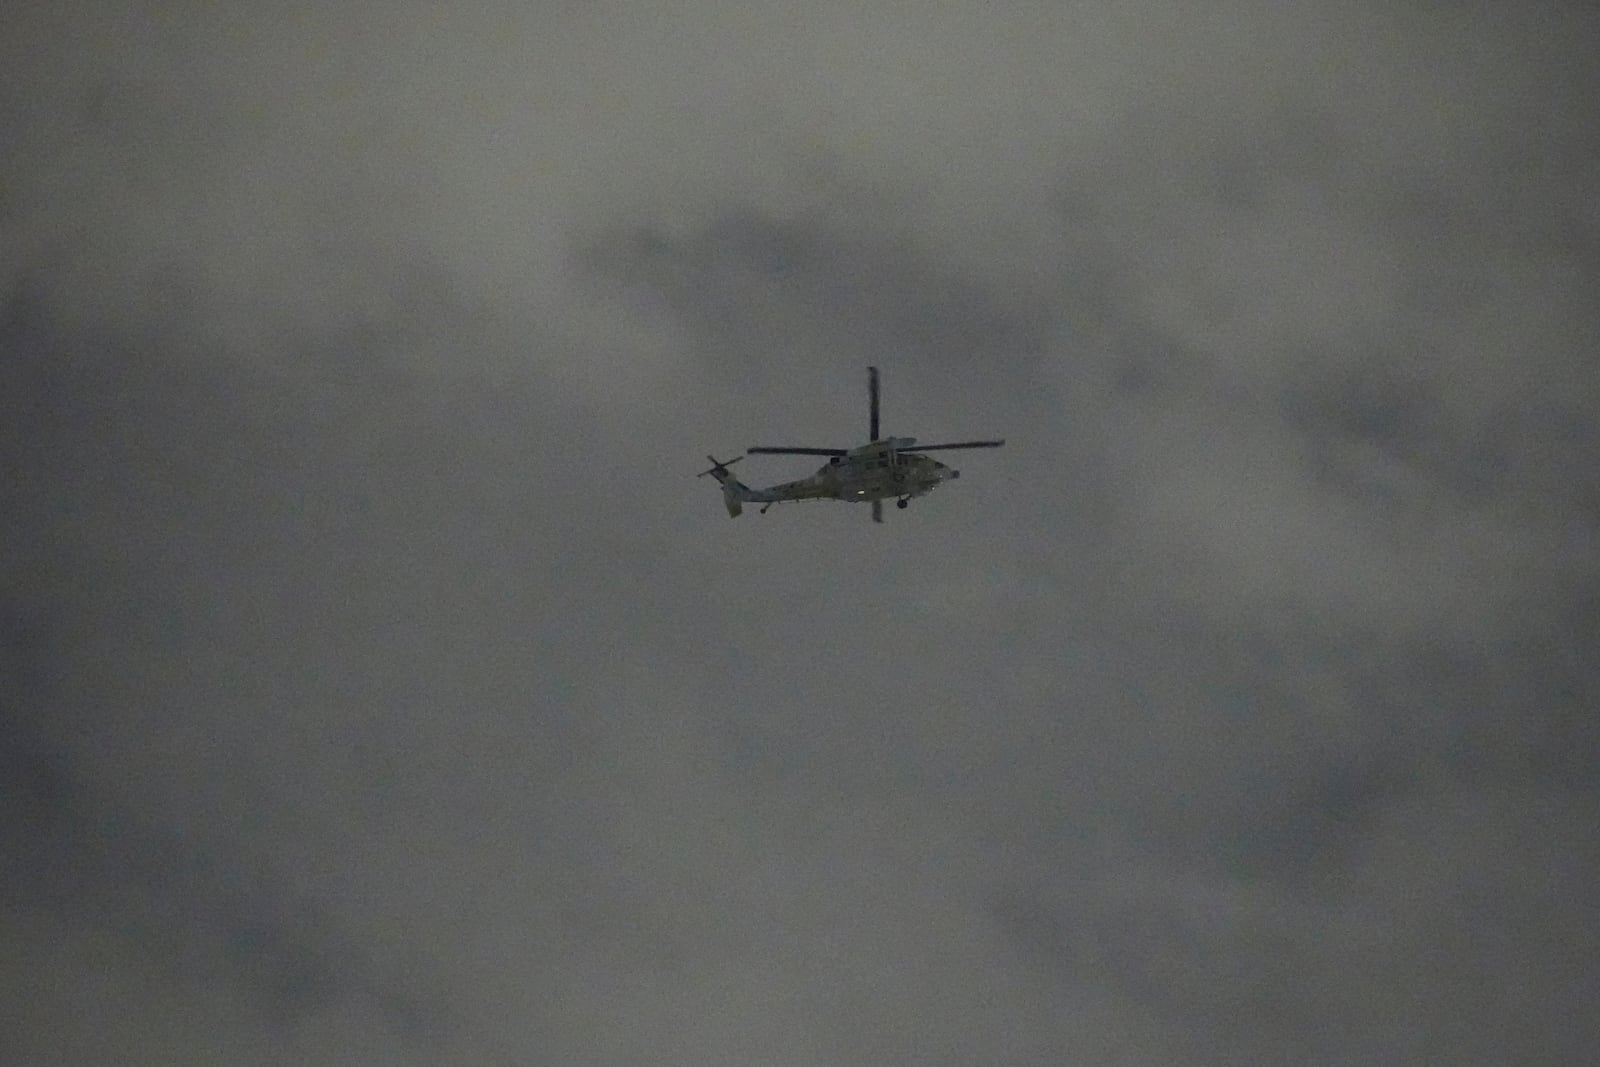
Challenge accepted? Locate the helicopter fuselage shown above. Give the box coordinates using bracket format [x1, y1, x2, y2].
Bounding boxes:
[761, 438, 959, 505]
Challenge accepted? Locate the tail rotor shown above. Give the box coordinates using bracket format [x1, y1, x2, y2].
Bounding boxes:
[697, 454, 744, 479]
[700, 454, 753, 517]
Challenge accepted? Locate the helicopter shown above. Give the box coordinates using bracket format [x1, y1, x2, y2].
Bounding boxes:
[700, 366, 1004, 523]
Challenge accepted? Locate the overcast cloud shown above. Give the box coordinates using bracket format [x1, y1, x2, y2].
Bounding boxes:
[4, 2, 1598, 1064]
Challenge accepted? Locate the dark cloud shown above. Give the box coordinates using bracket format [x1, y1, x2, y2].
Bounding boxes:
[580, 207, 1051, 373]
[4, 1, 1598, 1063]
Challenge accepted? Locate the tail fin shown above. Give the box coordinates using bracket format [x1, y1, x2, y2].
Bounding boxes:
[698, 454, 755, 518]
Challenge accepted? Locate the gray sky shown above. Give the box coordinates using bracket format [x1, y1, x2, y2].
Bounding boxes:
[4, 2, 1598, 1063]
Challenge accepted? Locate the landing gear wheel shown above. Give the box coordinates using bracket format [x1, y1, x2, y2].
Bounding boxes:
[896, 498, 909, 509]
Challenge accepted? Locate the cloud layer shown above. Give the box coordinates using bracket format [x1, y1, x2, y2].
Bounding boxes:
[4, 2, 1597, 1063]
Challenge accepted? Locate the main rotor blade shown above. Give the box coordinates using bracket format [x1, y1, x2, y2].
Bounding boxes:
[746, 446, 848, 456]
[907, 439, 1006, 451]
[869, 365, 881, 441]
[872, 499, 884, 523]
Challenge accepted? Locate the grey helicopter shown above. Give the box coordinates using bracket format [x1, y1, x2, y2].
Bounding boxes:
[700, 366, 1004, 523]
